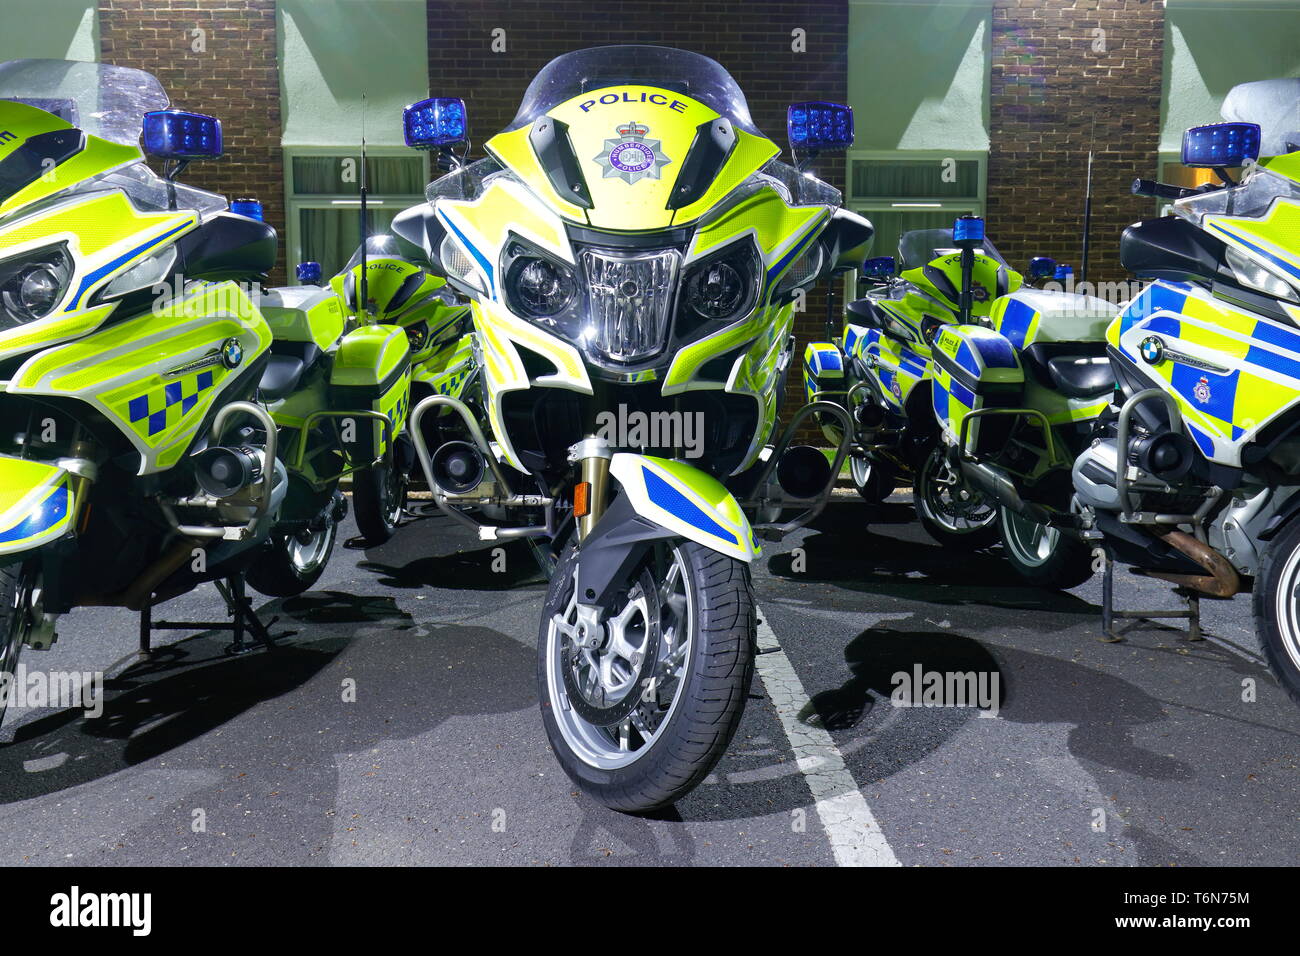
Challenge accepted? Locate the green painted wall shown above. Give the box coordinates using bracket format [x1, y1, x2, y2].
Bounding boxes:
[0, 1, 96, 62]
[1161, 0, 1300, 151]
[848, 0, 991, 152]
[279, 0, 429, 147]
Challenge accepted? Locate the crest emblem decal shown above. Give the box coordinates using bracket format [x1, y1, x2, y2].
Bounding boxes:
[594, 121, 672, 184]
[1193, 375, 1212, 404]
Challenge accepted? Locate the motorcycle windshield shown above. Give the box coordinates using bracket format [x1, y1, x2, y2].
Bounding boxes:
[1221, 77, 1300, 157]
[482, 44, 780, 231]
[898, 228, 1010, 271]
[0, 58, 168, 147]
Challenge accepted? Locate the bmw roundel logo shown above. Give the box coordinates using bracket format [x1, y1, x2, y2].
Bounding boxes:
[220, 337, 244, 369]
[1140, 335, 1165, 364]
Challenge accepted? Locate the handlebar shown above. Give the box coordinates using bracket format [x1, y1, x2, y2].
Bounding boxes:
[1131, 178, 1194, 201]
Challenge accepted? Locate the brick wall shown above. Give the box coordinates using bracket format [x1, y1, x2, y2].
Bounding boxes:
[987, 0, 1164, 284]
[98, 0, 287, 284]
[427, 0, 848, 434]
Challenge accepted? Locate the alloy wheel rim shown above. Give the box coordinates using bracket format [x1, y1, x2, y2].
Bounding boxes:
[920, 450, 995, 533]
[1002, 508, 1057, 568]
[546, 546, 693, 770]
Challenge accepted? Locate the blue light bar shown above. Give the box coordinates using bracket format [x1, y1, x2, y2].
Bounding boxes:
[1028, 256, 1056, 279]
[296, 261, 322, 284]
[403, 97, 467, 149]
[1054, 264, 1074, 281]
[862, 256, 896, 278]
[787, 102, 854, 151]
[142, 109, 222, 160]
[1181, 122, 1260, 168]
[953, 216, 985, 243]
[230, 198, 263, 221]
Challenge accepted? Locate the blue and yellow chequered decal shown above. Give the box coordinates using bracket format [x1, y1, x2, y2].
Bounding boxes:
[127, 369, 217, 437]
[996, 298, 1039, 349]
[1114, 279, 1300, 464]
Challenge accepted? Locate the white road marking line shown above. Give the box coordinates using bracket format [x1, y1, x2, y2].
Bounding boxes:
[753, 607, 901, 867]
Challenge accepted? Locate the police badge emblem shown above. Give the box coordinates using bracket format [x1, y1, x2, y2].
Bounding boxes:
[594, 121, 672, 184]
[1194, 375, 1212, 404]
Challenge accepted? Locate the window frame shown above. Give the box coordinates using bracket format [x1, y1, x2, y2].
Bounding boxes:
[283, 144, 430, 282]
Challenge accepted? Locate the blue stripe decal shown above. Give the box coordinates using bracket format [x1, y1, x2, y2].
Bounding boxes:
[1171, 363, 1238, 423]
[64, 221, 192, 312]
[642, 467, 738, 547]
[999, 298, 1037, 349]
[1187, 422, 1215, 458]
[766, 219, 823, 285]
[933, 381, 949, 421]
[1120, 282, 1190, 335]
[1246, 344, 1300, 381]
[972, 334, 1019, 369]
[436, 210, 495, 294]
[1251, 317, 1300, 355]
[1211, 224, 1300, 282]
[950, 378, 976, 408]
[0, 483, 68, 544]
[955, 341, 980, 376]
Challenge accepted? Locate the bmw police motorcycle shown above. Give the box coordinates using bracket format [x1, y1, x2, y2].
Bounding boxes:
[391, 46, 870, 811]
[1072, 79, 1300, 701]
[0, 60, 294, 720]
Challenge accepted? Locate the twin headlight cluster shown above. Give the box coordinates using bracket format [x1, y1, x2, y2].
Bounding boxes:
[499, 236, 762, 365]
[0, 245, 73, 330]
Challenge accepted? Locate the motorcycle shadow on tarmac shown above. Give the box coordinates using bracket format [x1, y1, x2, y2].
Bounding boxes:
[0, 590, 535, 845]
[356, 512, 548, 592]
[767, 499, 1098, 617]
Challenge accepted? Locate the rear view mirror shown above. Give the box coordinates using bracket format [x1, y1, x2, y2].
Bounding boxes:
[787, 102, 854, 153]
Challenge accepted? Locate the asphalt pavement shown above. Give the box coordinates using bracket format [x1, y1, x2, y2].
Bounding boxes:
[0, 490, 1294, 866]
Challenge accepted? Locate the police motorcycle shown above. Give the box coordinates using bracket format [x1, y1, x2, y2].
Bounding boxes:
[805, 226, 1040, 548]
[390, 46, 870, 811]
[1071, 78, 1300, 701]
[0, 59, 295, 721]
[308, 235, 473, 540]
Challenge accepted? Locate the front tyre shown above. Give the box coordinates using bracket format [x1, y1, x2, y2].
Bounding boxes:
[538, 538, 755, 813]
[850, 456, 894, 503]
[913, 446, 999, 550]
[246, 506, 340, 598]
[998, 507, 1093, 590]
[1252, 515, 1300, 705]
[352, 458, 409, 545]
[0, 563, 37, 728]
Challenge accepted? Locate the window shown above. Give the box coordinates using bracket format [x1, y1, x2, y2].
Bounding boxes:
[284, 147, 429, 282]
[847, 150, 986, 264]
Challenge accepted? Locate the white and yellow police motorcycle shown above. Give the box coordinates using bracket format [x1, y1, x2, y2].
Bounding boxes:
[392, 46, 870, 811]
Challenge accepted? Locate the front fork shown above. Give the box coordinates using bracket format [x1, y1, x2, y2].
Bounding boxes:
[571, 436, 612, 541]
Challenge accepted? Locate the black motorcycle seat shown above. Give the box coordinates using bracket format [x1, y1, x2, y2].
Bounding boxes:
[258, 342, 322, 401]
[1044, 355, 1115, 398]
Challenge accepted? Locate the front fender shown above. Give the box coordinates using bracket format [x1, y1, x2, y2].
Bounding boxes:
[609, 454, 758, 563]
[0, 457, 74, 557]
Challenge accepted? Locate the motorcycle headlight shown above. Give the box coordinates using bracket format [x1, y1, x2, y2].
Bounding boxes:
[511, 256, 576, 317]
[0, 245, 73, 328]
[680, 241, 761, 331]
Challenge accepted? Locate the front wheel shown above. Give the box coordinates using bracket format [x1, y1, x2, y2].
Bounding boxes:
[538, 538, 755, 813]
[1252, 516, 1300, 705]
[998, 507, 1094, 590]
[352, 457, 409, 545]
[913, 446, 999, 550]
[850, 455, 894, 503]
[246, 502, 341, 598]
[0, 563, 37, 728]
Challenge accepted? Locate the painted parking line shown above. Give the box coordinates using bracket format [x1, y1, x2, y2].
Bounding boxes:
[753, 607, 901, 867]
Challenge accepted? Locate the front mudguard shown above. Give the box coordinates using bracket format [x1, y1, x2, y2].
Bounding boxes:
[0, 456, 74, 563]
[574, 454, 758, 609]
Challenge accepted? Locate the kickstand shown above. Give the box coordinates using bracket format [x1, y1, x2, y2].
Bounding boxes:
[1100, 551, 1202, 643]
[138, 574, 279, 657]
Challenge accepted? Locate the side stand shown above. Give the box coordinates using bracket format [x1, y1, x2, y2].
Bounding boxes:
[1099, 552, 1202, 643]
[139, 574, 278, 657]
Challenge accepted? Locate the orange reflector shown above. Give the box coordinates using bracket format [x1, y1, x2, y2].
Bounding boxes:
[574, 481, 591, 518]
